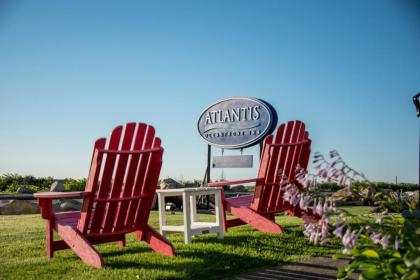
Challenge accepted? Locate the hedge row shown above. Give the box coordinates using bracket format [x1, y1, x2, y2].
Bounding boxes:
[1, 174, 418, 193]
[312, 181, 419, 192]
[0, 174, 86, 193]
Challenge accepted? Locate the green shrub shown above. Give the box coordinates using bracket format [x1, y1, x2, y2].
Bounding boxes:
[353, 181, 419, 192]
[5, 183, 45, 193]
[0, 174, 52, 192]
[376, 191, 418, 213]
[5, 182, 20, 193]
[64, 179, 86, 191]
[316, 182, 341, 192]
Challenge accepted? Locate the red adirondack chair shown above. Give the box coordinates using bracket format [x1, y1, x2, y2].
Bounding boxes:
[208, 120, 313, 234]
[34, 123, 175, 268]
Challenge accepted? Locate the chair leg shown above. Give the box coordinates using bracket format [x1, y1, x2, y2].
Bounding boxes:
[118, 235, 126, 248]
[46, 220, 53, 258]
[135, 225, 175, 256]
[56, 224, 104, 268]
[230, 207, 284, 234]
[222, 201, 229, 233]
[265, 213, 275, 222]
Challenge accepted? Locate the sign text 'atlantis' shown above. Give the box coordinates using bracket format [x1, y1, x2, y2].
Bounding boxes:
[197, 97, 276, 149]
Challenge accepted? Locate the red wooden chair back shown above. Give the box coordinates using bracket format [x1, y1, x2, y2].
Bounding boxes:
[76, 123, 163, 237]
[251, 120, 311, 213]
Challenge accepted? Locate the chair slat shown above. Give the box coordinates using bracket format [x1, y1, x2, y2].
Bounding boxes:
[113, 123, 148, 231]
[273, 121, 305, 211]
[101, 123, 137, 233]
[251, 135, 272, 210]
[266, 121, 295, 211]
[124, 125, 156, 228]
[78, 138, 106, 234]
[134, 138, 163, 228]
[257, 123, 285, 211]
[283, 121, 305, 180]
[89, 126, 123, 234]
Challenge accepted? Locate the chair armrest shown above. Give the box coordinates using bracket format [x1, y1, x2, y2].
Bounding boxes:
[34, 191, 91, 199]
[34, 192, 91, 220]
[208, 178, 264, 187]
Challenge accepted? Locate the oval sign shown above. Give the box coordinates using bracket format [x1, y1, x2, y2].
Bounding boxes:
[197, 97, 277, 149]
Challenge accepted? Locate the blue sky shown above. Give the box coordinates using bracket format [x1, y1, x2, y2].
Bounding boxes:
[0, 0, 419, 183]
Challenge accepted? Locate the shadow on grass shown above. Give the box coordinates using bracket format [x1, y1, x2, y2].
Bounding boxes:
[101, 227, 340, 279]
[101, 245, 150, 258]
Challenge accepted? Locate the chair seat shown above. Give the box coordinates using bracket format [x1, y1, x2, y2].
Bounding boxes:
[54, 211, 96, 228]
[225, 194, 253, 208]
[54, 211, 81, 227]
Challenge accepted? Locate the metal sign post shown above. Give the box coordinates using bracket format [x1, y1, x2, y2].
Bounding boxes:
[206, 144, 211, 184]
[412, 93, 420, 209]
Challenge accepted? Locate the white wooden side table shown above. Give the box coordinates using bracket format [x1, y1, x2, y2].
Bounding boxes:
[156, 187, 224, 244]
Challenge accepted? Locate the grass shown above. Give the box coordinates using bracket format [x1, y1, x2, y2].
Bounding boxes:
[0, 207, 373, 280]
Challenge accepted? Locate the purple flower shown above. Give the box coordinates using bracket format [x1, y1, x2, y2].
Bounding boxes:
[320, 237, 328, 246]
[333, 223, 345, 238]
[283, 187, 293, 202]
[315, 200, 323, 216]
[291, 193, 300, 206]
[342, 229, 351, 245]
[320, 217, 329, 242]
[370, 232, 382, 244]
[303, 222, 315, 238]
[380, 235, 389, 250]
[314, 232, 320, 245]
[342, 229, 359, 254]
[341, 229, 352, 254]
[309, 232, 316, 243]
[394, 237, 400, 252]
[342, 247, 351, 254]
[299, 196, 309, 211]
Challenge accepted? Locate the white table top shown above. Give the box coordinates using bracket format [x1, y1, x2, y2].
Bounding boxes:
[156, 187, 222, 194]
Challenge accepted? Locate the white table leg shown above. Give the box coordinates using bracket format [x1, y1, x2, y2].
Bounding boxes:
[215, 191, 224, 240]
[182, 192, 192, 244]
[158, 193, 166, 236]
[190, 193, 197, 224]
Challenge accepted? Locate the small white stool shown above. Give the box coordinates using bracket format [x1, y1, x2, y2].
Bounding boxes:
[156, 187, 224, 244]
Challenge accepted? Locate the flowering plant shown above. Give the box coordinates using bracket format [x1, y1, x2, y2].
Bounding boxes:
[335, 209, 420, 280]
[281, 150, 420, 280]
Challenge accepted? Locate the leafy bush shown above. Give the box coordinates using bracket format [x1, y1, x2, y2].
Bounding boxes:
[64, 179, 86, 191]
[5, 183, 45, 193]
[316, 182, 341, 192]
[375, 191, 419, 213]
[353, 181, 419, 192]
[0, 174, 53, 192]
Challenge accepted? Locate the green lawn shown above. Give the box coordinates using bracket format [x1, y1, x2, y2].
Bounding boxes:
[0, 207, 372, 280]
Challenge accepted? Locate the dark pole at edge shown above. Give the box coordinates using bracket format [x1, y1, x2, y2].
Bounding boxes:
[207, 145, 211, 184]
[412, 93, 420, 209]
[206, 145, 211, 209]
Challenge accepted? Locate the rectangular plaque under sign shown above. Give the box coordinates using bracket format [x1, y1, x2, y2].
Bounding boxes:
[212, 155, 253, 168]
